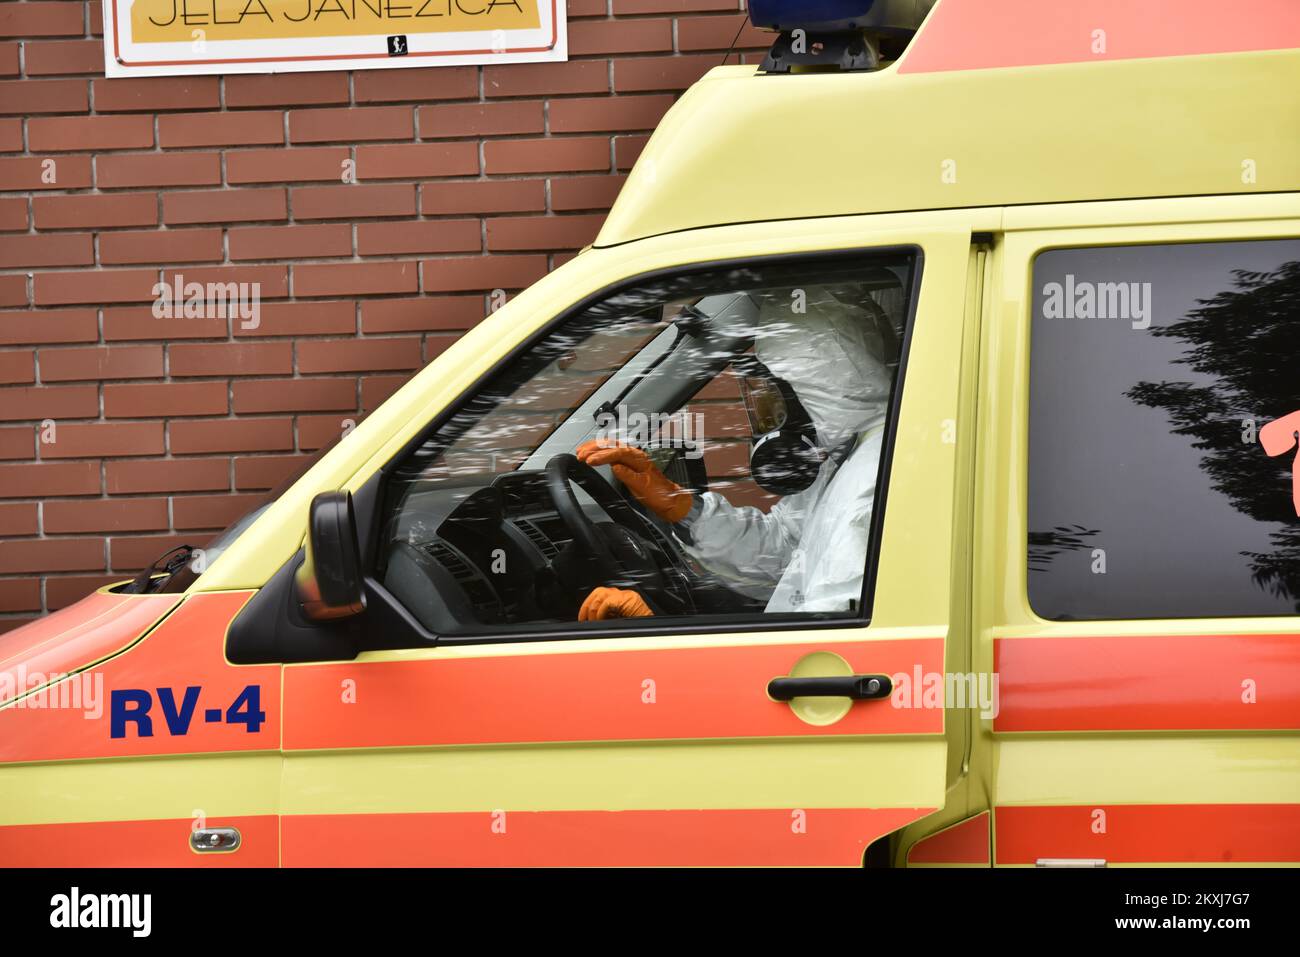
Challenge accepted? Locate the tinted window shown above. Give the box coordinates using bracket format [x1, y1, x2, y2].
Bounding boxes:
[1028, 239, 1300, 620]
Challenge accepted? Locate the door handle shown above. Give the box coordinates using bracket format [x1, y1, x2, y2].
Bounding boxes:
[767, 674, 892, 701]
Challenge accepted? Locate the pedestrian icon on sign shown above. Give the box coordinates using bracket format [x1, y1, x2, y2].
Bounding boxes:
[387, 35, 408, 57]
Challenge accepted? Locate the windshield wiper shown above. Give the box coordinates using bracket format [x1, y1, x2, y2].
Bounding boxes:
[120, 545, 197, 595]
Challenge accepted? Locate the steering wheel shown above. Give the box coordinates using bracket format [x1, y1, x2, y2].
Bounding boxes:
[544, 452, 691, 615]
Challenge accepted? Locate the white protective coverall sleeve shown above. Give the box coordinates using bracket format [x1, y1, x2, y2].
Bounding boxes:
[679, 286, 894, 610]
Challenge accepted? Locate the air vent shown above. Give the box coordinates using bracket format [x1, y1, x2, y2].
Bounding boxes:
[426, 541, 474, 580]
[518, 520, 559, 560]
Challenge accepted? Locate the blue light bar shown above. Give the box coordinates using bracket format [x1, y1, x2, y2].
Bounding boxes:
[750, 0, 931, 35]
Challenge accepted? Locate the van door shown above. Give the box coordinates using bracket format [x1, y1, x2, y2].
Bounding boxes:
[278, 219, 974, 866]
[984, 210, 1300, 866]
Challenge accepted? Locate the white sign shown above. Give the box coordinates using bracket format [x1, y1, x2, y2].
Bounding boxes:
[104, 0, 567, 77]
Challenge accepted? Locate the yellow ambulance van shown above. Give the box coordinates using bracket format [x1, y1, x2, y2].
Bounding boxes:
[2, 0, 1299, 867]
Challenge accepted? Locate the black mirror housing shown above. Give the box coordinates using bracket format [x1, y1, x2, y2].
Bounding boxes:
[295, 490, 366, 621]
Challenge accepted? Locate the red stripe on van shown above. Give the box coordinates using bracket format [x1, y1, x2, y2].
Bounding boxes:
[901, 0, 1300, 74]
[283, 637, 945, 751]
[993, 633, 1300, 732]
[906, 811, 990, 865]
[282, 807, 935, 867]
[0, 815, 278, 867]
[995, 804, 1300, 864]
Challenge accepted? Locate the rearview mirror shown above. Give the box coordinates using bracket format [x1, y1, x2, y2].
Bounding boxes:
[294, 490, 366, 621]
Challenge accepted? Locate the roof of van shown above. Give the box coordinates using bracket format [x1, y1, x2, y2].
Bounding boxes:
[595, 0, 1300, 247]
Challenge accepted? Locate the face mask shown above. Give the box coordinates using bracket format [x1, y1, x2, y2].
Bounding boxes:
[733, 355, 826, 495]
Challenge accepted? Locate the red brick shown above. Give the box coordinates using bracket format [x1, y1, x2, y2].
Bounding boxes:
[23, 39, 105, 75]
[232, 299, 355, 338]
[0, 426, 34, 460]
[485, 137, 609, 175]
[34, 269, 159, 306]
[0, 349, 34, 383]
[355, 142, 478, 180]
[0, 460, 100, 497]
[104, 381, 229, 418]
[0, 78, 88, 114]
[88, 1, 103, 36]
[614, 55, 722, 93]
[172, 493, 266, 531]
[570, 19, 673, 55]
[169, 342, 293, 377]
[229, 224, 352, 261]
[104, 307, 225, 341]
[41, 421, 164, 458]
[0, 232, 94, 268]
[550, 174, 626, 210]
[0, 197, 26, 231]
[0, 118, 22, 152]
[96, 152, 221, 188]
[170, 418, 293, 455]
[46, 575, 123, 609]
[549, 94, 674, 133]
[40, 345, 163, 382]
[615, 134, 650, 169]
[297, 338, 421, 374]
[92, 76, 219, 112]
[294, 261, 418, 298]
[0, 539, 104, 575]
[110, 535, 197, 573]
[0, 3, 85, 39]
[33, 192, 157, 230]
[0, 274, 28, 307]
[361, 374, 411, 411]
[297, 413, 360, 451]
[361, 297, 483, 334]
[611, 0, 736, 11]
[45, 498, 170, 534]
[484, 61, 608, 97]
[0, 578, 40, 613]
[100, 227, 224, 265]
[289, 106, 413, 144]
[159, 111, 284, 149]
[354, 67, 477, 103]
[1, 504, 40, 535]
[234, 453, 312, 491]
[486, 214, 604, 251]
[0, 42, 16, 77]
[418, 101, 544, 138]
[422, 254, 548, 292]
[0, 308, 97, 345]
[28, 115, 154, 152]
[164, 188, 286, 225]
[0, 155, 93, 191]
[159, 264, 288, 300]
[0, 384, 98, 421]
[421, 179, 545, 215]
[226, 146, 350, 184]
[291, 183, 416, 219]
[356, 219, 480, 256]
[106, 457, 231, 494]
[676, 14, 771, 52]
[424, 334, 457, 363]
[232, 378, 357, 414]
[225, 72, 350, 108]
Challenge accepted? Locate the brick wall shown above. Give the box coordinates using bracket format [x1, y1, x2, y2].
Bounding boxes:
[0, 0, 771, 630]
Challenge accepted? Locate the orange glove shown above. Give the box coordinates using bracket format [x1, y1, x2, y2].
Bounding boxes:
[579, 586, 654, 621]
[576, 439, 694, 523]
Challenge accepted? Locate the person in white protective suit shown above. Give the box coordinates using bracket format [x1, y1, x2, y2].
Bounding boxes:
[574, 286, 893, 620]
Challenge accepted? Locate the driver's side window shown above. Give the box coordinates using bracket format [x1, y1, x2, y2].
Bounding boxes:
[376, 251, 918, 641]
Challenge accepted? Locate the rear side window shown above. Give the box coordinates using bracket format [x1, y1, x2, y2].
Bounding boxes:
[1028, 238, 1300, 620]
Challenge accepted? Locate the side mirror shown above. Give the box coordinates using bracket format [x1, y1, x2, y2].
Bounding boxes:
[294, 491, 366, 621]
